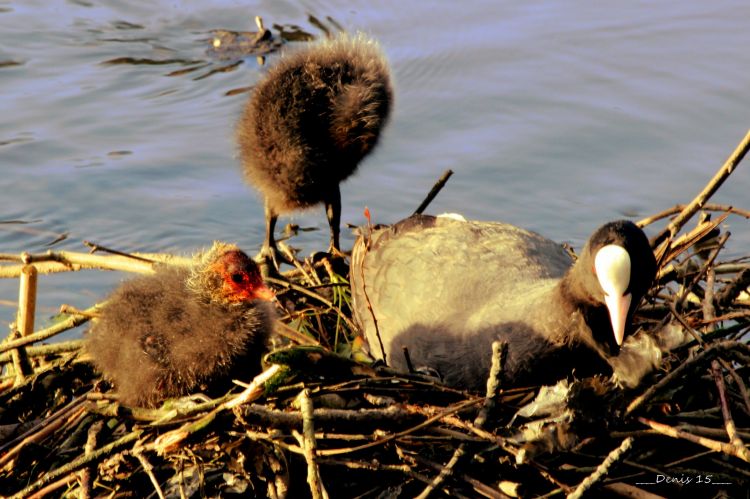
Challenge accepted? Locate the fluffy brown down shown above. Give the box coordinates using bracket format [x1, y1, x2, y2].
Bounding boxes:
[236, 33, 393, 214]
[86, 246, 274, 407]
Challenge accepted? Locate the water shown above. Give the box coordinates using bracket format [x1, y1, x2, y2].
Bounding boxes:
[2, 0, 750, 333]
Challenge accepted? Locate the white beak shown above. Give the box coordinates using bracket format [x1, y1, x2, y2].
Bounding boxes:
[604, 292, 632, 346]
[595, 244, 632, 346]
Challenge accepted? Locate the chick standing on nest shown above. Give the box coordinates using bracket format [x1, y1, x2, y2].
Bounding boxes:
[86, 242, 275, 407]
[236, 33, 394, 270]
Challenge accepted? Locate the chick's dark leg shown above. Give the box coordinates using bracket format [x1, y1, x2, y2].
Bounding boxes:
[324, 185, 342, 255]
[257, 200, 292, 276]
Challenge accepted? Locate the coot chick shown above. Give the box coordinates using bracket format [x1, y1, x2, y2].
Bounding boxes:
[351, 215, 656, 390]
[86, 242, 275, 407]
[236, 33, 393, 268]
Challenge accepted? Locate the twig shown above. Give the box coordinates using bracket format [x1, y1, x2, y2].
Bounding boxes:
[273, 320, 320, 346]
[637, 203, 750, 227]
[237, 402, 422, 430]
[667, 303, 703, 345]
[708, 457, 750, 479]
[716, 268, 750, 307]
[7, 326, 31, 383]
[675, 231, 730, 309]
[281, 243, 317, 286]
[0, 404, 86, 470]
[317, 398, 482, 457]
[245, 429, 304, 454]
[414, 169, 454, 215]
[625, 341, 742, 416]
[415, 341, 506, 498]
[59, 303, 101, 319]
[475, 341, 506, 428]
[651, 129, 750, 247]
[26, 474, 80, 499]
[402, 346, 416, 373]
[664, 449, 716, 468]
[703, 264, 716, 329]
[152, 364, 281, 454]
[0, 303, 103, 354]
[295, 388, 327, 499]
[79, 420, 104, 499]
[0, 377, 15, 393]
[0, 393, 87, 454]
[8, 430, 142, 498]
[672, 424, 750, 441]
[225, 364, 282, 409]
[133, 446, 167, 499]
[657, 214, 729, 270]
[15, 265, 37, 335]
[318, 458, 438, 488]
[0, 340, 84, 365]
[0, 249, 159, 276]
[601, 483, 666, 499]
[414, 455, 509, 499]
[437, 413, 518, 459]
[711, 360, 746, 451]
[265, 276, 358, 332]
[10, 264, 38, 381]
[722, 360, 750, 416]
[638, 417, 750, 463]
[415, 443, 467, 499]
[567, 437, 634, 499]
[83, 240, 156, 262]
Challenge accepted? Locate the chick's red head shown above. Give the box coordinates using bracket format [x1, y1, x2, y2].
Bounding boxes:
[211, 250, 274, 303]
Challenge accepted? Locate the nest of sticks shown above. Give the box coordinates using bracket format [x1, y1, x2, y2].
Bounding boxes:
[2, 131, 750, 499]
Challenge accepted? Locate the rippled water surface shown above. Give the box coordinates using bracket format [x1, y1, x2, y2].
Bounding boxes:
[2, 0, 750, 331]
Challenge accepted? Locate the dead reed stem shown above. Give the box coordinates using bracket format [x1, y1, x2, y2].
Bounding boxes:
[413, 169, 454, 215]
[296, 388, 328, 499]
[8, 430, 143, 499]
[0, 303, 103, 354]
[711, 360, 746, 451]
[625, 341, 743, 416]
[416, 341, 507, 498]
[651, 128, 750, 247]
[638, 417, 750, 463]
[9, 264, 37, 381]
[0, 340, 83, 365]
[637, 202, 750, 227]
[567, 437, 634, 499]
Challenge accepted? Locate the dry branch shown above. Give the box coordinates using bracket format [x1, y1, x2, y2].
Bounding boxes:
[0, 247, 194, 278]
[297, 388, 327, 499]
[7, 430, 142, 499]
[638, 417, 750, 463]
[637, 202, 750, 227]
[711, 360, 746, 451]
[567, 437, 634, 499]
[0, 303, 103, 354]
[414, 169, 454, 215]
[625, 341, 745, 416]
[651, 128, 750, 247]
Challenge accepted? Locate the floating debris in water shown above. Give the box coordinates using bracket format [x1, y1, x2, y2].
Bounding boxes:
[206, 16, 285, 61]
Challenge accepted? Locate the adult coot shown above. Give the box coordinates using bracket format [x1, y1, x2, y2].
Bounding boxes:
[86, 242, 275, 407]
[236, 33, 393, 268]
[351, 214, 656, 390]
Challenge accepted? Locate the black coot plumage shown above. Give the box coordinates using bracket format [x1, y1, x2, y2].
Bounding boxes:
[236, 33, 393, 268]
[351, 214, 656, 390]
[86, 242, 275, 407]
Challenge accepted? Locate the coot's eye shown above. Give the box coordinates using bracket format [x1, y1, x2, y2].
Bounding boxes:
[231, 273, 246, 284]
